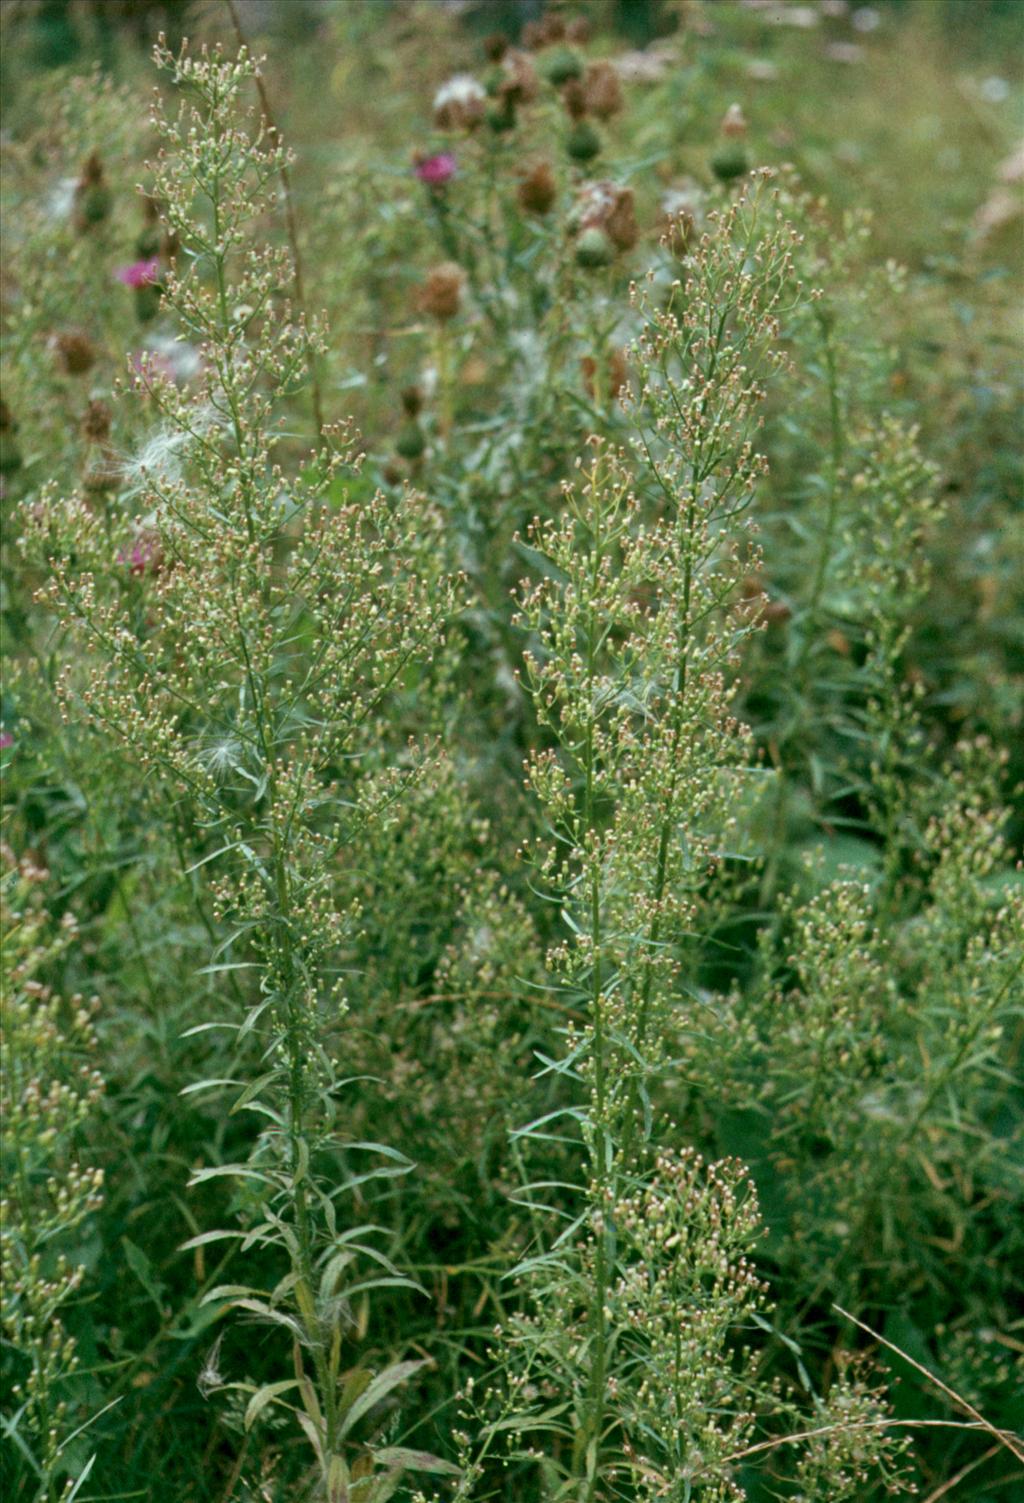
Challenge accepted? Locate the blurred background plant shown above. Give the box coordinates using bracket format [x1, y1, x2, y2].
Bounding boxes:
[1, 2, 1021, 1500]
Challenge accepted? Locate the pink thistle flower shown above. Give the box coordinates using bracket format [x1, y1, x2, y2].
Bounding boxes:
[118, 530, 163, 578]
[0, 731, 13, 751]
[414, 152, 457, 187]
[115, 258, 161, 289]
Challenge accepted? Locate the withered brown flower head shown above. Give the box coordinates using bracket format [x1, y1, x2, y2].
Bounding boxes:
[573, 181, 638, 252]
[401, 385, 424, 417]
[82, 399, 112, 443]
[501, 49, 539, 106]
[562, 78, 588, 121]
[605, 187, 637, 251]
[581, 347, 630, 401]
[55, 330, 97, 376]
[518, 160, 558, 216]
[433, 75, 487, 131]
[583, 62, 624, 121]
[418, 263, 464, 322]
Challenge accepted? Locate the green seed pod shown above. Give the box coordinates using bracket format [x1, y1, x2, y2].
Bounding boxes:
[395, 422, 427, 460]
[567, 121, 602, 163]
[575, 226, 614, 269]
[710, 143, 750, 184]
[542, 46, 583, 87]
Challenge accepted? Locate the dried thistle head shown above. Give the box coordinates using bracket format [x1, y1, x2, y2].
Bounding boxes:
[518, 160, 558, 216]
[433, 74, 487, 131]
[418, 262, 464, 322]
[54, 330, 97, 376]
[584, 62, 624, 121]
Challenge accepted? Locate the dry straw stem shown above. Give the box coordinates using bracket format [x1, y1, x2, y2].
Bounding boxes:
[835, 1305, 1024, 1466]
[921, 1444, 1001, 1503]
[223, 0, 325, 446]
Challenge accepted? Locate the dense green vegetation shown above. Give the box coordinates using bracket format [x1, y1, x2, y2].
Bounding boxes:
[1, 3, 1021, 1500]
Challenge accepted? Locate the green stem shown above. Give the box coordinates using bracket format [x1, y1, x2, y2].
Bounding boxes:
[579, 456, 610, 1502]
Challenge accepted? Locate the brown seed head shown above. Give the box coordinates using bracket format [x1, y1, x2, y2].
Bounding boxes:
[433, 76, 487, 132]
[518, 160, 558, 216]
[55, 330, 96, 376]
[79, 151, 105, 186]
[604, 186, 637, 251]
[583, 62, 624, 120]
[82, 399, 112, 443]
[401, 385, 424, 417]
[562, 77, 587, 120]
[581, 348, 629, 401]
[721, 103, 748, 139]
[418, 263, 464, 322]
[501, 49, 539, 105]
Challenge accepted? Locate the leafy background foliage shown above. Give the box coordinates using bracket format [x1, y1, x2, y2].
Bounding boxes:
[1, 2, 1021, 1501]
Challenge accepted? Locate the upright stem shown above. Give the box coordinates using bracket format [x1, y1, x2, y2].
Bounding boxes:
[580, 460, 610, 1501]
[762, 310, 845, 902]
[805, 313, 845, 628]
[269, 824, 339, 1457]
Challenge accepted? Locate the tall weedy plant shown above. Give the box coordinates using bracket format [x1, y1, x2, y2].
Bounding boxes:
[1, 849, 105, 1503]
[24, 39, 459, 1500]
[465, 184, 911, 1499]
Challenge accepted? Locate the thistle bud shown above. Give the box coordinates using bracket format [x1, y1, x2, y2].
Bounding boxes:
[418, 263, 464, 322]
[711, 143, 749, 183]
[567, 121, 602, 162]
[395, 422, 427, 460]
[483, 32, 508, 62]
[575, 226, 614, 268]
[518, 160, 558, 216]
[542, 47, 584, 87]
[400, 385, 424, 418]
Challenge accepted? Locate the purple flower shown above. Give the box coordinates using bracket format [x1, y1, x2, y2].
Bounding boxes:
[118, 531, 162, 577]
[0, 731, 13, 751]
[115, 258, 161, 289]
[414, 152, 457, 187]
